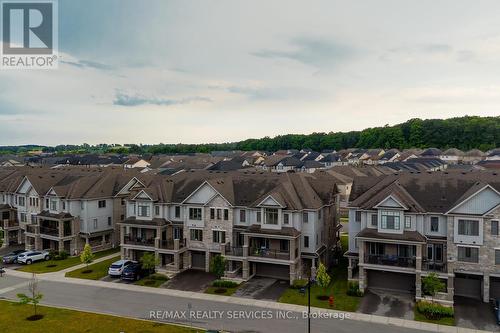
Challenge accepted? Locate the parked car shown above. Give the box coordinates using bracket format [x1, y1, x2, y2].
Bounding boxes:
[16, 251, 50, 265]
[2, 250, 26, 264]
[491, 298, 500, 325]
[121, 262, 149, 281]
[108, 260, 133, 278]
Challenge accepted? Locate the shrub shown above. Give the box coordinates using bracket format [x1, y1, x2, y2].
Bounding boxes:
[422, 273, 446, 296]
[346, 281, 364, 297]
[48, 250, 58, 260]
[212, 279, 238, 288]
[57, 250, 69, 260]
[416, 301, 454, 320]
[291, 279, 308, 289]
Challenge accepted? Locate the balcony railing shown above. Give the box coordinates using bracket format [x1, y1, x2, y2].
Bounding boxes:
[365, 254, 416, 268]
[2, 219, 18, 228]
[225, 244, 244, 256]
[123, 234, 155, 246]
[40, 226, 59, 237]
[159, 238, 186, 250]
[249, 247, 290, 260]
[25, 224, 38, 234]
[422, 261, 447, 273]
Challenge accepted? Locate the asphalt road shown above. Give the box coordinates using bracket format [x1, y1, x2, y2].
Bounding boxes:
[0, 275, 431, 333]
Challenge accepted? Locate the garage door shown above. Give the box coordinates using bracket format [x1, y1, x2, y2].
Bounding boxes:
[490, 277, 500, 300]
[455, 274, 482, 299]
[191, 251, 206, 269]
[255, 262, 289, 280]
[367, 270, 415, 293]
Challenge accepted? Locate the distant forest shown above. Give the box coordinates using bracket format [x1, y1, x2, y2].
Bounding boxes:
[1, 116, 499, 155]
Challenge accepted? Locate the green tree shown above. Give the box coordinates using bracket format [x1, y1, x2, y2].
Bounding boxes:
[422, 272, 445, 297]
[209, 255, 226, 279]
[80, 244, 94, 268]
[17, 273, 43, 317]
[316, 262, 331, 295]
[140, 252, 159, 274]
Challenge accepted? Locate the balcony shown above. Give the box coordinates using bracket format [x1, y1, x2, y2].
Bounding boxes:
[249, 247, 290, 260]
[25, 224, 38, 234]
[422, 261, 447, 273]
[159, 238, 185, 250]
[123, 234, 155, 247]
[225, 244, 244, 257]
[365, 254, 416, 268]
[2, 219, 18, 229]
[40, 226, 59, 237]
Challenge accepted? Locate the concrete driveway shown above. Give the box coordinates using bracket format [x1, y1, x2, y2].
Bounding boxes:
[358, 289, 414, 320]
[165, 269, 215, 292]
[454, 296, 499, 331]
[233, 276, 289, 300]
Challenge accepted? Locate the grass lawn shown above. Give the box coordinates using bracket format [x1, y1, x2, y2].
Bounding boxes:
[0, 300, 200, 333]
[17, 248, 119, 274]
[414, 309, 455, 326]
[135, 273, 169, 288]
[65, 255, 120, 280]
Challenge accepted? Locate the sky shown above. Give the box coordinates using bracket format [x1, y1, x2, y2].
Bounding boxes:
[1, 0, 500, 145]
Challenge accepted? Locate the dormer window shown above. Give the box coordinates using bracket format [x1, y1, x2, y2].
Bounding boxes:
[264, 208, 278, 225]
[380, 210, 400, 230]
[138, 204, 150, 217]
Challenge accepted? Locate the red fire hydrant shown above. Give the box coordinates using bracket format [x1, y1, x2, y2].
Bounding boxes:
[329, 295, 334, 308]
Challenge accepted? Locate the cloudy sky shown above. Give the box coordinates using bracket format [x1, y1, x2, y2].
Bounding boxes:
[1, 0, 500, 145]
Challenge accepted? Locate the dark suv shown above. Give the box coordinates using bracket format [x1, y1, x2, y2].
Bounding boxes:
[121, 263, 149, 281]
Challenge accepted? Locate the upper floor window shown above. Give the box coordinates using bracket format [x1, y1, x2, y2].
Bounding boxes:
[45, 198, 49, 209]
[18, 196, 25, 207]
[283, 213, 289, 225]
[108, 217, 112, 226]
[303, 212, 309, 223]
[93, 218, 98, 229]
[81, 201, 84, 210]
[50, 199, 57, 211]
[223, 209, 229, 221]
[189, 207, 202, 220]
[380, 210, 400, 230]
[62, 201, 66, 210]
[216, 209, 222, 220]
[430, 216, 439, 232]
[240, 209, 246, 222]
[457, 246, 479, 263]
[492, 220, 499, 236]
[265, 208, 278, 225]
[303, 235, 309, 248]
[175, 206, 181, 218]
[190, 228, 203, 241]
[20, 213, 26, 223]
[256, 211, 261, 223]
[371, 214, 378, 227]
[210, 208, 215, 220]
[404, 216, 411, 229]
[495, 249, 500, 265]
[154, 205, 160, 216]
[318, 210, 322, 219]
[98, 200, 106, 208]
[355, 211, 361, 222]
[212, 230, 226, 243]
[138, 204, 150, 217]
[458, 219, 479, 236]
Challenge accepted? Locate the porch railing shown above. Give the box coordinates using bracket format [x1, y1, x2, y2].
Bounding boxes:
[225, 245, 244, 256]
[123, 234, 155, 246]
[422, 261, 447, 273]
[364, 254, 416, 268]
[249, 247, 290, 260]
[159, 238, 186, 250]
[3, 219, 18, 228]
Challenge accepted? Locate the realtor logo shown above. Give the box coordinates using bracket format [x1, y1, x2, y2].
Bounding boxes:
[1, 0, 58, 69]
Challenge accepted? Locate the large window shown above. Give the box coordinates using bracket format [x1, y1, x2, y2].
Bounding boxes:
[430, 216, 439, 232]
[189, 207, 202, 220]
[265, 208, 278, 225]
[458, 219, 479, 236]
[212, 230, 226, 243]
[380, 210, 400, 230]
[457, 246, 479, 263]
[138, 204, 150, 217]
[50, 199, 57, 211]
[190, 229, 203, 241]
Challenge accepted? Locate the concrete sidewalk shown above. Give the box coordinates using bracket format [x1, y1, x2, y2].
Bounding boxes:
[2, 268, 489, 333]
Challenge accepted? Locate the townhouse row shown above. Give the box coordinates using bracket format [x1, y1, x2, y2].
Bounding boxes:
[0, 167, 342, 283]
[345, 170, 500, 304]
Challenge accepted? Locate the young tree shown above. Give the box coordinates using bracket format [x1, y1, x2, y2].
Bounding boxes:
[316, 262, 331, 295]
[422, 272, 445, 298]
[17, 273, 43, 318]
[140, 252, 159, 274]
[209, 255, 226, 279]
[80, 244, 94, 268]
